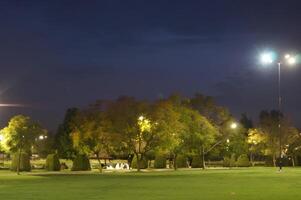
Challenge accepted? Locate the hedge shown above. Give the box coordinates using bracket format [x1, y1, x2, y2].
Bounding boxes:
[175, 155, 187, 168]
[45, 154, 61, 171]
[131, 155, 148, 169]
[236, 154, 250, 167]
[191, 155, 202, 168]
[223, 154, 236, 167]
[154, 154, 166, 169]
[71, 154, 91, 171]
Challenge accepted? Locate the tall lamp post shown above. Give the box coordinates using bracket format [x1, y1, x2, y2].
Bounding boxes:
[260, 51, 297, 170]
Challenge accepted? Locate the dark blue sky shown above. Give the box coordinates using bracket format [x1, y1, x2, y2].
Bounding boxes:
[1, 0, 301, 130]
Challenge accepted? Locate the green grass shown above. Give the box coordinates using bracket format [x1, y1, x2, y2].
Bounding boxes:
[0, 168, 301, 200]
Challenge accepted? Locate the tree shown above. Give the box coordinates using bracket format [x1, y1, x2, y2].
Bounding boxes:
[188, 93, 235, 161]
[105, 96, 149, 171]
[247, 128, 266, 166]
[286, 132, 301, 166]
[257, 110, 298, 166]
[189, 93, 231, 127]
[70, 107, 112, 172]
[55, 108, 79, 159]
[180, 107, 218, 169]
[149, 97, 186, 170]
[240, 113, 253, 132]
[1, 115, 46, 174]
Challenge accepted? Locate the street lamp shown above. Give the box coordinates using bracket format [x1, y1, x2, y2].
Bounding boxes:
[259, 51, 298, 170]
[230, 122, 238, 129]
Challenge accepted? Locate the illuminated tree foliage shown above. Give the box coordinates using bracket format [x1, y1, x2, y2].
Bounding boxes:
[1, 115, 46, 174]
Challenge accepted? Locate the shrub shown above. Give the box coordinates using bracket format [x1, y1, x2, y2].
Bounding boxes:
[71, 154, 91, 171]
[45, 154, 61, 171]
[237, 154, 251, 167]
[223, 154, 236, 167]
[191, 155, 202, 168]
[11, 152, 31, 172]
[175, 155, 187, 168]
[223, 157, 230, 167]
[131, 156, 148, 169]
[154, 154, 166, 169]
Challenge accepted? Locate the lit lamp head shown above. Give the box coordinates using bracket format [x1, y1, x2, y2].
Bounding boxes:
[260, 52, 274, 65]
[230, 122, 238, 129]
[284, 54, 297, 65]
[138, 115, 144, 121]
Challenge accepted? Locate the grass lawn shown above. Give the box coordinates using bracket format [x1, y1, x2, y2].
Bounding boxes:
[0, 168, 301, 200]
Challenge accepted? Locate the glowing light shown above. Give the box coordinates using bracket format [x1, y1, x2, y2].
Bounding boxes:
[226, 139, 230, 143]
[138, 115, 151, 132]
[230, 122, 237, 129]
[287, 57, 296, 65]
[0, 103, 26, 107]
[260, 52, 274, 64]
[285, 54, 291, 59]
[39, 135, 44, 140]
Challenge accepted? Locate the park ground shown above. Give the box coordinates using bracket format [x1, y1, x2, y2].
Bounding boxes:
[0, 167, 301, 200]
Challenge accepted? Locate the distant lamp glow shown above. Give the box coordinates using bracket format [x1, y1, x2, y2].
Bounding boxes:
[138, 115, 144, 121]
[230, 122, 238, 129]
[260, 52, 274, 64]
[226, 139, 230, 143]
[287, 57, 296, 65]
[285, 54, 291, 59]
[39, 135, 44, 140]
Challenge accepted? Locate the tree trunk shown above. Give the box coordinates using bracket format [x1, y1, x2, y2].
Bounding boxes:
[96, 153, 102, 173]
[272, 154, 276, 167]
[135, 153, 141, 172]
[250, 152, 255, 166]
[173, 153, 178, 171]
[292, 156, 295, 167]
[17, 147, 22, 175]
[201, 146, 206, 169]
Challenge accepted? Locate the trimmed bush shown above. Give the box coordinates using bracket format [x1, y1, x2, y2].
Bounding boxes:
[191, 155, 202, 168]
[237, 154, 250, 167]
[131, 156, 148, 169]
[154, 154, 166, 169]
[223, 154, 236, 167]
[45, 154, 61, 171]
[175, 155, 187, 168]
[11, 152, 31, 172]
[223, 157, 230, 167]
[71, 154, 91, 171]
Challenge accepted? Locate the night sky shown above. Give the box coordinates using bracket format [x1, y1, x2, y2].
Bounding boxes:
[1, 0, 301, 131]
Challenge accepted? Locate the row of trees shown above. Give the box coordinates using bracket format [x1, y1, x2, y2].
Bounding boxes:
[0, 93, 300, 172]
[55, 94, 234, 171]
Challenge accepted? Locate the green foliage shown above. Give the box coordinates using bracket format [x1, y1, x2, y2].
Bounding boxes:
[11, 152, 31, 172]
[71, 154, 91, 171]
[175, 155, 187, 168]
[191, 155, 202, 168]
[45, 154, 61, 171]
[154, 154, 166, 169]
[189, 93, 231, 126]
[223, 154, 236, 167]
[1, 115, 46, 153]
[55, 108, 79, 159]
[131, 156, 148, 169]
[236, 154, 250, 167]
